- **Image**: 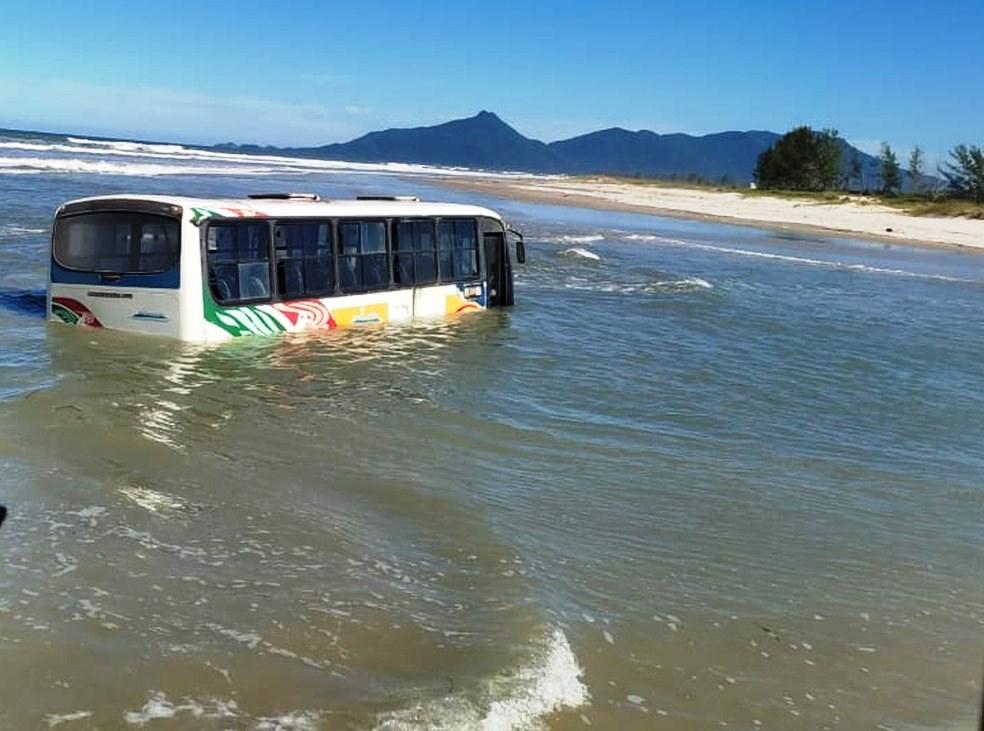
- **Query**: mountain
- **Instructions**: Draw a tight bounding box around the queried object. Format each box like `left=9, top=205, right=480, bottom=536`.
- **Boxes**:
left=217, top=111, right=886, bottom=185
left=549, top=128, right=782, bottom=182
left=282, top=111, right=566, bottom=172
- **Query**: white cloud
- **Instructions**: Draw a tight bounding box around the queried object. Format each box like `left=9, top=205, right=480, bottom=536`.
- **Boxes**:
left=300, top=72, right=354, bottom=86
left=0, top=77, right=367, bottom=146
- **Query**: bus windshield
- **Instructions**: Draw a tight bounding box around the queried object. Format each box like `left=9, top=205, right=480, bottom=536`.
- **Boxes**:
left=53, top=212, right=180, bottom=274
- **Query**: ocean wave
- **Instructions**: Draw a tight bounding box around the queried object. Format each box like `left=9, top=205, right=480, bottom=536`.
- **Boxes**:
left=559, top=247, right=602, bottom=261
left=564, top=276, right=713, bottom=295
left=67, top=136, right=188, bottom=155
left=122, top=691, right=320, bottom=728
left=0, top=156, right=302, bottom=177
left=0, top=224, right=47, bottom=236
left=123, top=693, right=240, bottom=725
left=374, top=628, right=587, bottom=731
left=119, top=485, right=193, bottom=515
left=542, top=234, right=604, bottom=244
left=45, top=711, right=94, bottom=727
left=0, top=137, right=532, bottom=179
left=0, top=289, right=47, bottom=317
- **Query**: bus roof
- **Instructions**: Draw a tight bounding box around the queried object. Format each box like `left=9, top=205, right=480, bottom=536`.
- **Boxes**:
left=56, top=194, right=505, bottom=221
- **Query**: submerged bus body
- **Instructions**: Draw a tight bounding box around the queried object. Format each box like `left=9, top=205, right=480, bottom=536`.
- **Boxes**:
left=48, top=194, right=522, bottom=342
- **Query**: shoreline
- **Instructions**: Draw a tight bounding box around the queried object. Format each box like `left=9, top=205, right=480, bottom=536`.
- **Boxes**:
left=440, top=176, right=984, bottom=252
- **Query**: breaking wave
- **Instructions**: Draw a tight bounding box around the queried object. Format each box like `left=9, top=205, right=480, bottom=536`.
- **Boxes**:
left=67, top=136, right=188, bottom=155
left=564, top=276, right=713, bottom=295
left=541, top=234, right=604, bottom=244
left=0, top=224, right=47, bottom=236
left=559, top=247, right=602, bottom=261
left=374, top=628, right=588, bottom=731
left=123, top=693, right=319, bottom=728
left=0, top=156, right=296, bottom=177
left=0, top=134, right=532, bottom=179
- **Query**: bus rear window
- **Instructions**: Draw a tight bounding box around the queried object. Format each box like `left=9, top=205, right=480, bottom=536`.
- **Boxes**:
left=54, top=212, right=180, bottom=273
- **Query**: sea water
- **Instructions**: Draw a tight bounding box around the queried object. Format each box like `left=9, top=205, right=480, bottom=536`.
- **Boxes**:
left=1, top=131, right=983, bottom=729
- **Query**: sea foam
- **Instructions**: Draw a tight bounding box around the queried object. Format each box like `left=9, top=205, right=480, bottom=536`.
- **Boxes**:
left=0, top=136, right=533, bottom=179
left=374, top=628, right=588, bottom=731
left=560, top=247, right=602, bottom=261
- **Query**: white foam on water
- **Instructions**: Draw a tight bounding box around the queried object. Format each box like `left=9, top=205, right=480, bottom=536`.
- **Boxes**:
left=254, top=711, right=322, bottom=729
left=564, top=276, right=713, bottom=295
left=45, top=710, right=92, bottom=727
left=66, top=136, right=188, bottom=155
left=123, top=693, right=178, bottom=724
left=0, top=224, right=47, bottom=236
left=123, top=692, right=239, bottom=725
left=0, top=156, right=293, bottom=177
left=206, top=622, right=263, bottom=649
left=374, top=628, right=588, bottom=731
left=118, top=485, right=188, bottom=514
left=543, top=234, right=604, bottom=244
left=664, top=276, right=713, bottom=291
left=0, top=135, right=537, bottom=179
left=559, top=247, right=602, bottom=261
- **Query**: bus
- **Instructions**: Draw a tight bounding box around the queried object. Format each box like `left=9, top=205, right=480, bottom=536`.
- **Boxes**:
left=48, top=193, right=524, bottom=342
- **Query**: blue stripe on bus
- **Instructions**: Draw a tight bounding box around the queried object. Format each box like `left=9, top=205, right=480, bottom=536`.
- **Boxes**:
left=50, top=261, right=180, bottom=289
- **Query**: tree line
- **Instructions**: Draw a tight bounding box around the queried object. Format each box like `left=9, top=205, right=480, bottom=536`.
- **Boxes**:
left=754, top=126, right=984, bottom=203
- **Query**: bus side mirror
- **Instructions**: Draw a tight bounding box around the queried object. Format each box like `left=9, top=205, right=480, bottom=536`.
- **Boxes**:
left=515, top=239, right=526, bottom=264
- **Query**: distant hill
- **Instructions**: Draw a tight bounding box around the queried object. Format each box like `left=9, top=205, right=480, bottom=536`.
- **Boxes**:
left=289, top=111, right=567, bottom=172
left=216, top=111, right=890, bottom=185
left=549, top=128, right=783, bottom=182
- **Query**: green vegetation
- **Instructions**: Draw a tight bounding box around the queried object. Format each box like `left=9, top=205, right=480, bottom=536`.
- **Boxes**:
left=749, top=125, right=984, bottom=216
left=848, top=150, right=865, bottom=192
left=881, top=195, right=984, bottom=219
left=754, top=126, right=841, bottom=191
left=878, top=143, right=901, bottom=195
left=941, top=144, right=984, bottom=203
left=908, top=146, right=924, bottom=193
left=579, top=135, right=984, bottom=220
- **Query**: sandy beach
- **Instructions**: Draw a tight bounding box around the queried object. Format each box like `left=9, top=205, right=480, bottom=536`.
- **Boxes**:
left=446, top=176, right=984, bottom=250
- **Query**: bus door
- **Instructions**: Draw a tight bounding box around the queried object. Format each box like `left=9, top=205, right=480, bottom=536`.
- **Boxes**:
left=483, top=232, right=512, bottom=307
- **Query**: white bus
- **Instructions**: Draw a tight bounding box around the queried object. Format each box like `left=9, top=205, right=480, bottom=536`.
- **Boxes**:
left=48, top=193, right=524, bottom=342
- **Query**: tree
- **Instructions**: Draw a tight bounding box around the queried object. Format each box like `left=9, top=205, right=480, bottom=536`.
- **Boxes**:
left=848, top=150, right=864, bottom=192
left=815, top=129, right=842, bottom=191
left=942, top=144, right=984, bottom=202
left=879, top=143, right=901, bottom=195
left=908, top=146, right=925, bottom=194
left=754, top=126, right=842, bottom=191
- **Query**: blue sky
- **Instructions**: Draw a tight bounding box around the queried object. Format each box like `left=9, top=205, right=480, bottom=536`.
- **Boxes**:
left=1, top=1, right=981, bottom=165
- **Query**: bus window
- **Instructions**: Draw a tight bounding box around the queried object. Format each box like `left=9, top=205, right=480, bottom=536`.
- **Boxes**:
left=437, top=219, right=479, bottom=282
left=274, top=222, right=334, bottom=299
left=53, top=212, right=180, bottom=277
left=206, top=222, right=271, bottom=304
left=393, top=220, right=437, bottom=286
left=338, top=221, right=389, bottom=293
